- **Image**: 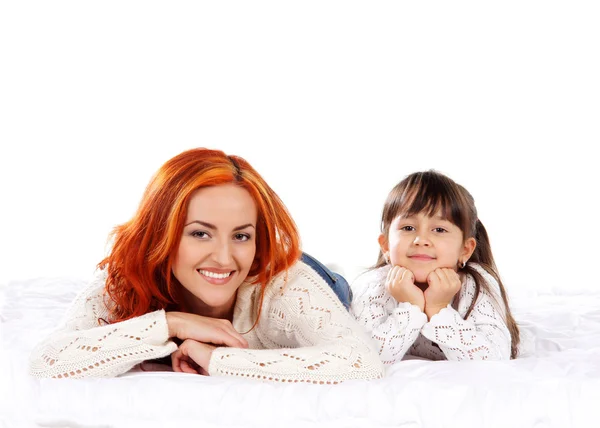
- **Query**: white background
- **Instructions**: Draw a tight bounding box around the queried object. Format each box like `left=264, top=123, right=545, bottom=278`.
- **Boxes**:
left=1, top=1, right=598, bottom=295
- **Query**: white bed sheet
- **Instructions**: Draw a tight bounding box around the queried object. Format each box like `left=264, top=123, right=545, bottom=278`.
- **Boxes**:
left=1, top=276, right=600, bottom=428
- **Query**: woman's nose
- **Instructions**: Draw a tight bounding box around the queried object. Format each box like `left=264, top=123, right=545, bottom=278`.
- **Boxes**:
left=213, top=241, right=234, bottom=265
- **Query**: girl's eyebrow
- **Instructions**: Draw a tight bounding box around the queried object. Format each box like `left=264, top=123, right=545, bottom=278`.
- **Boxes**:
left=431, top=216, right=453, bottom=223
left=184, top=220, right=255, bottom=231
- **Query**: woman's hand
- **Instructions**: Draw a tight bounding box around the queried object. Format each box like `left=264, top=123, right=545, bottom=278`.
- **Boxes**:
left=386, top=266, right=425, bottom=312
left=424, top=268, right=462, bottom=320
left=166, top=312, right=248, bottom=349
left=172, top=339, right=216, bottom=375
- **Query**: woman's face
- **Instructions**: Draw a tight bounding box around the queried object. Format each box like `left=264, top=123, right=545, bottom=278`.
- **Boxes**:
left=173, top=184, right=257, bottom=316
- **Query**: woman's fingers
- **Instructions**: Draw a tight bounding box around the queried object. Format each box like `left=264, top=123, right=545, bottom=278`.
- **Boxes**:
left=189, top=322, right=245, bottom=348
left=207, top=326, right=248, bottom=349
left=172, top=345, right=201, bottom=375
left=171, top=349, right=183, bottom=372
left=216, top=320, right=249, bottom=348
left=171, top=312, right=249, bottom=349
left=180, top=359, right=199, bottom=374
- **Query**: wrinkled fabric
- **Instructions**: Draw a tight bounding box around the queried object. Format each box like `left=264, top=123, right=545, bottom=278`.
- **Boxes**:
left=2, top=276, right=600, bottom=427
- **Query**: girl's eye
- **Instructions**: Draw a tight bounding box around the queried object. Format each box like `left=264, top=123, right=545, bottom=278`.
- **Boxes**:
left=234, top=233, right=251, bottom=242
left=191, top=231, right=209, bottom=239
left=400, top=226, right=415, bottom=231
left=434, top=227, right=448, bottom=233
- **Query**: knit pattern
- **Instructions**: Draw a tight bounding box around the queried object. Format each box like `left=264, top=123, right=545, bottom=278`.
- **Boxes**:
left=351, top=263, right=511, bottom=363
left=30, top=262, right=384, bottom=383
left=28, top=270, right=177, bottom=379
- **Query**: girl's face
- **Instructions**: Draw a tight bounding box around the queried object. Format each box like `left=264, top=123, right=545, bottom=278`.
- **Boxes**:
left=379, top=210, right=476, bottom=284
left=172, top=184, right=257, bottom=317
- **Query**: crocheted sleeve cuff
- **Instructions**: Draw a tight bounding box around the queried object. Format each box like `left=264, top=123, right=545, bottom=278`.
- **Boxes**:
left=208, top=342, right=384, bottom=385
left=29, top=310, right=177, bottom=378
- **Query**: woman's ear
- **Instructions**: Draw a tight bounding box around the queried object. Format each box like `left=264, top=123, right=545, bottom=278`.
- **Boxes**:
left=461, top=237, right=477, bottom=261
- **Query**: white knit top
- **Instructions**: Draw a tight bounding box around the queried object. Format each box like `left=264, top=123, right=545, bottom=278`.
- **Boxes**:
left=351, top=263, right=512, bottom=364
left=29, top=261, right=384, bottom=384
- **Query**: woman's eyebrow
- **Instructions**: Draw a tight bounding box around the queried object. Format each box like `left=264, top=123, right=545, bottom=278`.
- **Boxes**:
left=232, top=223, right=255, bottom=231
left=184, top=220, right=255, bottom=231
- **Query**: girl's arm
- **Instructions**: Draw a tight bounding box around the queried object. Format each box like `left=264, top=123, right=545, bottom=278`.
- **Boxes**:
left=420, top=265, right=512, bottom=361
left=350, top=268, right=427, bottom=365
left=29, top=270, right=177, bottom=378
left=207, top=262, right=385, bottom=383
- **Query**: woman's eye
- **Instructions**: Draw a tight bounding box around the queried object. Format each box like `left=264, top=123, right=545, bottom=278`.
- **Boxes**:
left=191, top=231, right=209, bottom=239
left=234, top=233, right=250, bottom=242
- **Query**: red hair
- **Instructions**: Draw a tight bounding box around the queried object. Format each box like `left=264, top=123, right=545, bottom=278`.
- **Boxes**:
left=99, top=148, right=301, bottom=325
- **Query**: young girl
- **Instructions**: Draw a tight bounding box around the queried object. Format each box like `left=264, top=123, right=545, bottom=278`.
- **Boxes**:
left=351, top=170, right=520, bottom=364
left=29, top=148, right=384, bottom=383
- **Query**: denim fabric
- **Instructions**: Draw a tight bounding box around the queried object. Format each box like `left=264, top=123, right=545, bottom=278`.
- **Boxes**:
left=301, top=252, right=352, bottom=310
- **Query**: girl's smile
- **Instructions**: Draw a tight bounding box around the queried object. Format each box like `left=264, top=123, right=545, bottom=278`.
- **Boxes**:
left=408, top=254, right=436, bottom=262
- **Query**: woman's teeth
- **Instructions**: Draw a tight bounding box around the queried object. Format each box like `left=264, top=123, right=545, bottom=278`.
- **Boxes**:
left=198, top=270, right=232, bottom=279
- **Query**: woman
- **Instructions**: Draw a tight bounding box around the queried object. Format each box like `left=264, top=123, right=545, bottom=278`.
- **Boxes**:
left=29, top=148, right=384, bottom=384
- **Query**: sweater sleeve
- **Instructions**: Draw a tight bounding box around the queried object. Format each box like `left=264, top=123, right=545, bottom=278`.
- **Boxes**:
left=420, top=264, right=512, bottom=361
left=29, top=270, right=177, bottom=378
left=207, top=262, right=385, bottom=384
left=350, top=267, right=427, bottom=365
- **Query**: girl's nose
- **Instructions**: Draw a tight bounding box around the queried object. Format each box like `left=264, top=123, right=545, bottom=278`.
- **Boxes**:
left=413, top=234, right=431, bottom=246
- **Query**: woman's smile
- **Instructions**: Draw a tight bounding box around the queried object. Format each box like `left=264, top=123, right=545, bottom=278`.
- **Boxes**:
left=196, top=268, right=235, bottom=285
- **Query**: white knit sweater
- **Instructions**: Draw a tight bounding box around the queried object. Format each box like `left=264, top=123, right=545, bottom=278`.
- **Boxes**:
left=29, top=261, right=384, bottom=383
left=351, top=263, right=512, bottom=364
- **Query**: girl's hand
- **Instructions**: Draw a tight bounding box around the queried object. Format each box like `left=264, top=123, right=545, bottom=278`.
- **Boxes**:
left=171, top=339, right=216, bottom=375
left=166, top=312, right=248, bottom=349
left=424, top=268, right=462, bottom=320
left=386, top=266, right=425, bottom=312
